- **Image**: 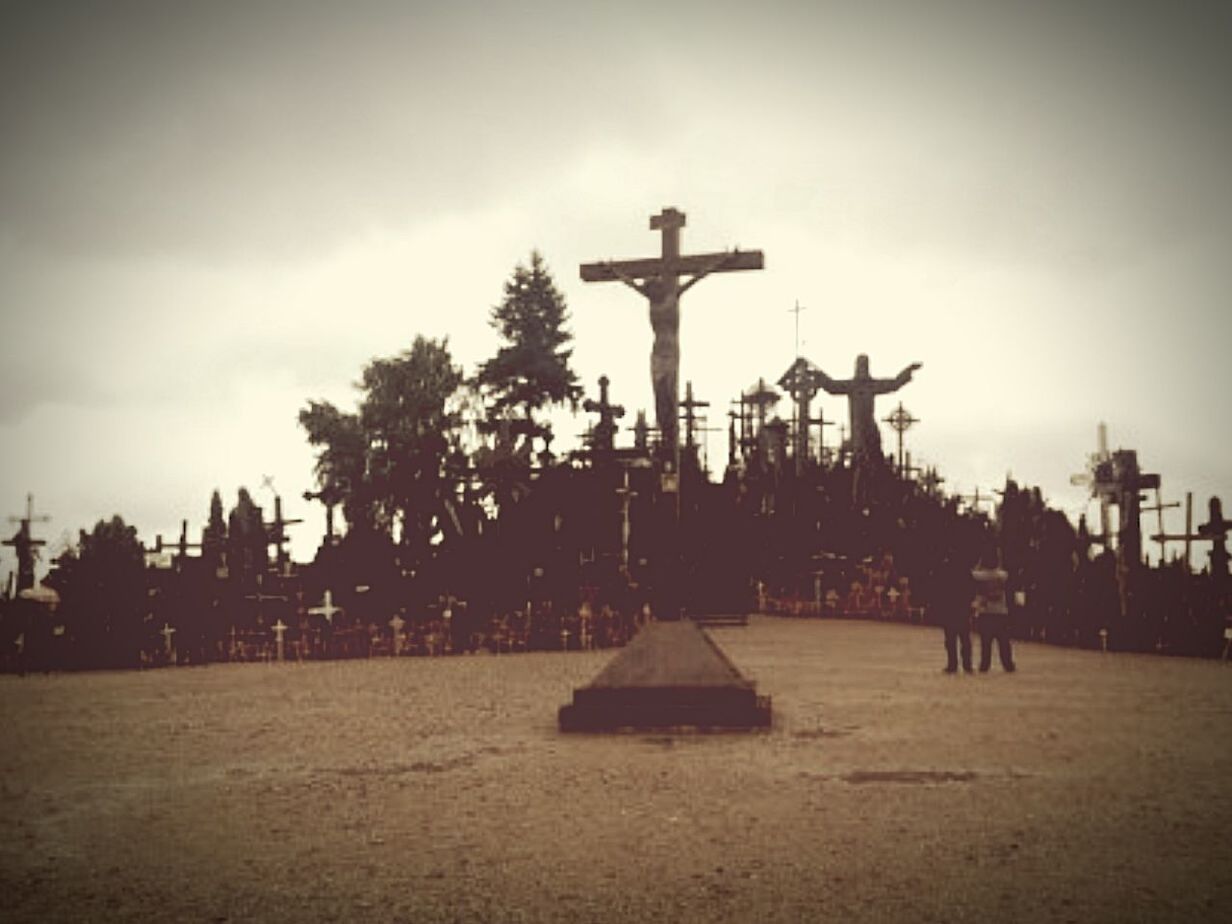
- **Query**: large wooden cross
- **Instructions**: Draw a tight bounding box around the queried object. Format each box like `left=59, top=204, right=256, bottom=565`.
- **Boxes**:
left=580, top=207, right=763, bottom=476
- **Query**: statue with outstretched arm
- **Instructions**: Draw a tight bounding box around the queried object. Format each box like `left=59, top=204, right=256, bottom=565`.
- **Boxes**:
left=811, top=354, right=922, bottom=461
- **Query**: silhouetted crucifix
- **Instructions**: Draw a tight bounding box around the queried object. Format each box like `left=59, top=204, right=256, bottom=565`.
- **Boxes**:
left=581, top=207, right=763, bottom=475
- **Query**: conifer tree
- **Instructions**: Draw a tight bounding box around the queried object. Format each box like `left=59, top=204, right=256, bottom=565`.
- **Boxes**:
left=476, top=251, right=582, bottom=453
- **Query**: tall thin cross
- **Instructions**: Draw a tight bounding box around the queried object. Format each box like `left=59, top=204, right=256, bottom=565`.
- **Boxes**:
left=810, top=407, right=835, bottom=466
left=882, top=402, right=920, bottom=477
left=1141, top=486, right=1180, bottom=563
left=264, top=495, right=303, bottom=573
left=169, top=519, right=202, bottom=572
left=1150, top=490, right=1196, bottom=571
left=580, top=207, right=764, bottom=485
left=788, top=300, right=807, bottom=358
left=679, top=381, right=709, bottom=451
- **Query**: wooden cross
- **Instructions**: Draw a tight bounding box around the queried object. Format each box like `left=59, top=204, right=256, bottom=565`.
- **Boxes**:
left=303, top=483, right=344, bottom=545
left=1141, top=485, right=1181, bottom=563
left=920, top=466, right=945, bottom=497
left=1151, top=491, right=1198, bottom=571
left=615, top=457, right=651, bottom=571
left=903, top=451, right=923, bottom=483
left=810, top=408, right=836, bottom=466
left=1070, top=422, right=1115, bottom=548
left=165, top=519, right=203, bottom=572
left=309, top=589, right=342, bottom=625
left=582, top=374, right=625, bottom=454
left=629, top=410, right=654, bottom=453
left=5, top=493, right=50, bottom=594
left=744, top=378, right=779, bottom=434
left=678, top=381, right=709, bottom=451
left=580, top=207, right=764, bottom=479
left=160, top=622, right=177, bottom=657
left=881, top=402, right=920, bottom=477
left=263, top=494, right=303, bottom=573
left=960, top=487, right=994, bottom=514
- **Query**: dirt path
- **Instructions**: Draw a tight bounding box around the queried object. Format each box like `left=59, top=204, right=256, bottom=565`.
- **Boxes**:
left=2, top=617, right=1229, bottom=922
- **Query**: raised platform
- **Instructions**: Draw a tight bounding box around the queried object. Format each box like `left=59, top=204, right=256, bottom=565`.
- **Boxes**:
left=558, top=619, right=771, bottom=732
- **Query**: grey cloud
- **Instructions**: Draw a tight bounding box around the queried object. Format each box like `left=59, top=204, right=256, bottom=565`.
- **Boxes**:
left=0, top=1, right=670, bottom=263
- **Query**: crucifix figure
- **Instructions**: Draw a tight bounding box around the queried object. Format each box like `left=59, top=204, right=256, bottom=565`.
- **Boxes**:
left=581, top=207, right=764, bottom=475
left=811, top=355, right=921, bottom=464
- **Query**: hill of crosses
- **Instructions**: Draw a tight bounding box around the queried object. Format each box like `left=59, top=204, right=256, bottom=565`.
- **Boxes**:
left=3, top=207, right=1229, bottom=709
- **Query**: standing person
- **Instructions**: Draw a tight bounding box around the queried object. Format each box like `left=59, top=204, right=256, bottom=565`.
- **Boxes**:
left=934, top=547, right=974, bottom=674
left=973, top=547, right=1016, bottom=672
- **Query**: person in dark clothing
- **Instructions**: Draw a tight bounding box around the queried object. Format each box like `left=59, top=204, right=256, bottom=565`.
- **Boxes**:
left=935, top=547, right=974, bottom=673
left=972, top=548, right=1016, bottom=672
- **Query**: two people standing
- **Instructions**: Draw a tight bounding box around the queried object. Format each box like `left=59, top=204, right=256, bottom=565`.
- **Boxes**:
left=935, top=545, right=1016, bottom=674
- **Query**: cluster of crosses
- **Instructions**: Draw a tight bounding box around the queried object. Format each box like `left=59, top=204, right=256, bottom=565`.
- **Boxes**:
left=5, top=207, right=1230, bottom=669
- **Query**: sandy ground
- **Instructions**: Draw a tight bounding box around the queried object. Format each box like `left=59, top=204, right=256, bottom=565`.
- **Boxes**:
left=1, top=616, right=1230, bottom=923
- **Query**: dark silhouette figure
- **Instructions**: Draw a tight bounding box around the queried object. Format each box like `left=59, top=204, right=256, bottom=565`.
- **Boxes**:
left=935, top=547, right=974, bottom=673
left=972, top=549, right=1016, bottom=672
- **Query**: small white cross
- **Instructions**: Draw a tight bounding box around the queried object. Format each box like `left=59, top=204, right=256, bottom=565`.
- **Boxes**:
left=272, top=619, right=288, bottom=662
left=309, top=589, right=342, bottom=625
left=160, top=622, right=176, bottom=655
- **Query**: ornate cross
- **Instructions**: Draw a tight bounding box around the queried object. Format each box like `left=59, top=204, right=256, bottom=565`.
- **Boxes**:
left=583, top=374, right=625, bottom=455
left=881, top=402, right=920, bottom=476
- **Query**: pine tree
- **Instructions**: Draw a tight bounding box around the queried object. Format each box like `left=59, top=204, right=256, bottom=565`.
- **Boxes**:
left=476, top=251, right=582, bottom=453
left=202, top=489, right=227, bottom=574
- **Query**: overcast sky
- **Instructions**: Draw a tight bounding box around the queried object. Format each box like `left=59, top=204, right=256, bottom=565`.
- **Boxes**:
left=2, top=0, right=1230, bottom=575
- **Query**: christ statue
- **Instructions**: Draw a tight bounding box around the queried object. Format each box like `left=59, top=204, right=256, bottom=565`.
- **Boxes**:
left=812, top=355, right=922, bottom=462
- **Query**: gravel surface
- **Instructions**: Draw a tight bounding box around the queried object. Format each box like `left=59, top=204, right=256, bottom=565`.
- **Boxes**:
left=2, top=616, right=1230, bottom=923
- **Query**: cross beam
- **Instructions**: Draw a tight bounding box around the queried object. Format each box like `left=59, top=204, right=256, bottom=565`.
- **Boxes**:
left=580, top=250, right=764, bottom=284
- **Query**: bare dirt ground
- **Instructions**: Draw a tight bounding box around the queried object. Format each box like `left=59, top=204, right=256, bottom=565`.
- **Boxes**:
left=2, top=616, right=1230, bottom=923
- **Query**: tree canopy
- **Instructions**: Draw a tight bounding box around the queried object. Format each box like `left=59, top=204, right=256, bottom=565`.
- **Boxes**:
left=300, top=335, right=464, bottom=562
left=475, top=251, right=582, bottom=452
